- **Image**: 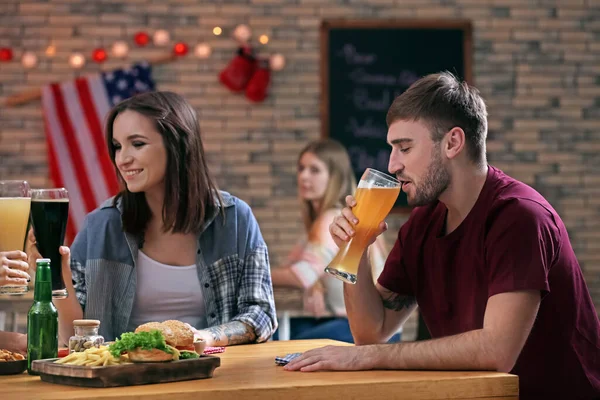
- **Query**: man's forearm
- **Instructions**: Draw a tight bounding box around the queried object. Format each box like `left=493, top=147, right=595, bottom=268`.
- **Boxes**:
left=203, top=321, right=257, bottom=346
left=344, top=253, right=386, bottom=343
left=369, top=329, right=500, bottom=371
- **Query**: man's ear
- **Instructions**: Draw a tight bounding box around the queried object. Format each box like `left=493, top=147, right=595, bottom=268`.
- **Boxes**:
left=444, top=127, right=466, bottom=160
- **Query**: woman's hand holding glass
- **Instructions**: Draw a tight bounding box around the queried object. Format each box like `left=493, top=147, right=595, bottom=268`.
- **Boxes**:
left=0, top=251, right=30, bottom=287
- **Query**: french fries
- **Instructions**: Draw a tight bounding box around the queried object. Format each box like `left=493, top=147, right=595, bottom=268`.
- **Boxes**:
left=54, top=345, right=130, bottom=367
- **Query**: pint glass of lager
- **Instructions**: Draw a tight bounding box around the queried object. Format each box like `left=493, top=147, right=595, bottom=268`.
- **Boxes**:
left=325, top=169, right=400, bottom=284
left=0, top=180, right=31, bottom=295
left=30, top=188, right=69, bottom=299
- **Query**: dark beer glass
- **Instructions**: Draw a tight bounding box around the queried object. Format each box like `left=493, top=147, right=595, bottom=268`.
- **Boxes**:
left=30, top=188, right=69, bottom=299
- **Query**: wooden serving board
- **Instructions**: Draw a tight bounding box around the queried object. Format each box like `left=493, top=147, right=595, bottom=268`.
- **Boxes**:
left=31, top=355, right=220, bottom=387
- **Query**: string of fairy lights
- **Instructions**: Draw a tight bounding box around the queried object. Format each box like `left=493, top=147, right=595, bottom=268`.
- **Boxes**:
left=0, top=24, right=286, bottom=71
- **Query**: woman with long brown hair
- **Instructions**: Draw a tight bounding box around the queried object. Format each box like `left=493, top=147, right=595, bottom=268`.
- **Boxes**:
left=30, top=91, right=277, bottom=346
left=271, top=139, right=391, bottom=342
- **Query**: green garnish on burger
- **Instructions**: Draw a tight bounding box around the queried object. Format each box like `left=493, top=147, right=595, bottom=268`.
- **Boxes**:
left=108, top=320, right=199, bottom=363
left=109, top=330, right=176, bottom=359
left=179, top=350, right=200, bottom=360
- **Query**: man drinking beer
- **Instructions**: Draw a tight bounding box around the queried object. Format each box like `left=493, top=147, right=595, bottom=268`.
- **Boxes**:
left=284, top=72, right=600, bottom=400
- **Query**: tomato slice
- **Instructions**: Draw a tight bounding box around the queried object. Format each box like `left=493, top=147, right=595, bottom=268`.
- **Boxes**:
left=176, top=345, right=195, bottom=351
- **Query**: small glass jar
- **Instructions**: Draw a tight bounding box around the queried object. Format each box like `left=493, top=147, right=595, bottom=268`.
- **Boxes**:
left=69, top=319, right=104, bottom=353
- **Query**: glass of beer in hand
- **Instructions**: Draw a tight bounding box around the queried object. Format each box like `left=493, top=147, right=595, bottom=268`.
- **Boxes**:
left=0, top=180, right=32, bottom=295
left=30, top=188, right=69, bottom=299
left=325, top=169, right=400, bottom=284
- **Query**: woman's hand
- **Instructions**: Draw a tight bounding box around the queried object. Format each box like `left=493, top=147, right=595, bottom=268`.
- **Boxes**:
left=25, top=228, right=41, bottom=273
left=59, top=246, right=73, bottom=290
left=183, top=323, right=218, bottom=347
left=0, top=250, right=30, bottom=287
left=185, top=321, right=256, bottom=347
left=303, top=282, right=327, bottom=317
left=191, top=329, right=218, bottom=347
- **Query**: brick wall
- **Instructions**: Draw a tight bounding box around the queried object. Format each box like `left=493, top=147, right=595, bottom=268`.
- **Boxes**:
left=1, top=0, right=599, bottom=322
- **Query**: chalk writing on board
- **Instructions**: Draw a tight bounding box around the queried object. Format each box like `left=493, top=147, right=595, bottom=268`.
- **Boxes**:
left=346, top=117, right=386, bottom=139
left=349, top=68, right=420, bottom=87
left=351, top=88, right=392, bottom=112
left=336, top=44, right=377, bottom=66
left=348, top=146, right=391, bottom=176
left=323, top=22, right=470, bottom=208
left=397, top=70, right=420, bottom=87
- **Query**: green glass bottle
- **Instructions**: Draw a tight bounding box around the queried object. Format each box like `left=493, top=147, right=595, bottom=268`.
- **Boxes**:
left=27, top=258, right=58, bottom=375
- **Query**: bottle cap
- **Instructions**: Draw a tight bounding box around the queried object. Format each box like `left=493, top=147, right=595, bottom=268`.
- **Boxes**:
left=36, top=258, right=51, bottom=264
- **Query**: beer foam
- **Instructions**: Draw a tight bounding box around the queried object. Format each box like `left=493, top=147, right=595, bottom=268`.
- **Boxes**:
left=31, top=198, right=69, bottom=202
left=357, top=181, right=399, bottom=189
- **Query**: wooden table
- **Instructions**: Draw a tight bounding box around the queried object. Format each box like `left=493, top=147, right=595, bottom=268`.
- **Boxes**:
left=0, top=339, right=518, bottom=400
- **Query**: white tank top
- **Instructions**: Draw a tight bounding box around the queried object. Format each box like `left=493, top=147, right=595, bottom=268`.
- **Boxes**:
left=127, top=250, right=207, bottom=331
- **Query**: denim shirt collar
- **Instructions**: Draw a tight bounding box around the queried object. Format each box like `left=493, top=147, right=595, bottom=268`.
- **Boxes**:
left=99, top=191, right=235, bottom=247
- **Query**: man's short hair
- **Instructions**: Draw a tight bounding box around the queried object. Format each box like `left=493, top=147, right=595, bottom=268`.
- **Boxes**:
left=386, top=72, right=488, bottom=166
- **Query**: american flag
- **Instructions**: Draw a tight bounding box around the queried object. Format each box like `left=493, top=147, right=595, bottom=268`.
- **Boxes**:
left=41, top=62, right=156, bottom=242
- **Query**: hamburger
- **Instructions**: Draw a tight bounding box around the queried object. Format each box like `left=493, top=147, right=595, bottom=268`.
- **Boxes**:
left=108, top=320, right=200, bottom=362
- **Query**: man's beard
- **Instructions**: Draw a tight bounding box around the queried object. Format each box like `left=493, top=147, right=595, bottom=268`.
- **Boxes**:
left=408, top=145, right=451, bottom=207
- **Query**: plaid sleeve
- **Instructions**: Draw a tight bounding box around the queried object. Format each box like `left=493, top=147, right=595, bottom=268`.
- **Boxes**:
left=70, top=257, right=87, bottom=311
left=231, top=244, right=278, bottom=343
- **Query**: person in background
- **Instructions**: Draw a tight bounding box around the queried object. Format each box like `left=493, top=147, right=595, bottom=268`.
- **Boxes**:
left=29, top=91, right=277, bottom=347
left=271, top=139, right=394, bottom=343
left=284, top=72, right=600, bottom=400
left=0, top=250, right=29, bottom=353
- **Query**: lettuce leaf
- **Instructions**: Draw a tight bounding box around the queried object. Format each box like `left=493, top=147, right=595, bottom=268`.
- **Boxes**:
left=108, top=330, right=174, bottom=359
left=179, top=350, right=199, bottom=360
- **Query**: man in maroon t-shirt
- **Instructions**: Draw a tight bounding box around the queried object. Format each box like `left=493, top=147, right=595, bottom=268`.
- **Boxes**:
left=285, top=72, right=600, bottom=399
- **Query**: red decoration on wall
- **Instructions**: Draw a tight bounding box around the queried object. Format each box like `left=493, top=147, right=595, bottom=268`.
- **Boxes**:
left=219, top=46, right=256, bottom=93
left=92, top=48, right=107, bottom=63
left=173, top=42, right=188, bottom=56
left=0, top=48, right=13, bottom=62
left=134, top=32, right=150, bottom=47
left=245, top=59, right=271, bottom=103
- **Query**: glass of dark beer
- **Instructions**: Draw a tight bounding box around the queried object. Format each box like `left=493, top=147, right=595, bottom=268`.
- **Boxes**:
left=30, top=188, right=69, bottom=299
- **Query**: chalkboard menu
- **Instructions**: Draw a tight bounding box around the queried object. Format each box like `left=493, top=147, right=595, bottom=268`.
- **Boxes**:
left=320, top=20, right=472, bottom=210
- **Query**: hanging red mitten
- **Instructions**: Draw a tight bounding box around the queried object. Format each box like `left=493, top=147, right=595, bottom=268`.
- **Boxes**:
left=245, top=59, right=271, bottom=103
left=219, top=46, right=256, bottom=93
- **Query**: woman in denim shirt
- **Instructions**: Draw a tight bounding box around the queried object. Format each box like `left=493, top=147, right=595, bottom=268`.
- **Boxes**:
left=31, top=91, right=277, bottom=345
